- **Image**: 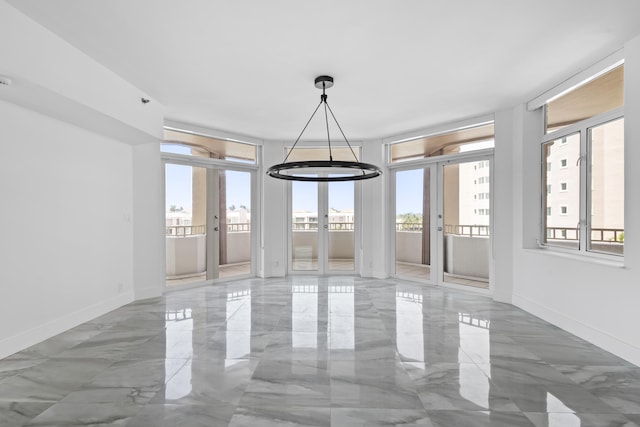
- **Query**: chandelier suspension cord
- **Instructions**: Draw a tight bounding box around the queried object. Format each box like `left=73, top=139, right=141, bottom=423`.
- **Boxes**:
left=325, top=102, right=359, bottom=163
left=322, top=97, right=333, bottom=162
left=322, top=84, right=333, bottom=161
left=282, top=99, right=324, bottom=164
left=266, top=75, right=382, bottom=182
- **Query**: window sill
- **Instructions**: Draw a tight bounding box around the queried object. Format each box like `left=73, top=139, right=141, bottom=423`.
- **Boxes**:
left=526, top=245, right=625, bottom=268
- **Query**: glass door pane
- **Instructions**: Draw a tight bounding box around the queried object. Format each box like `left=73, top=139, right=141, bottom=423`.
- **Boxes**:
left=395, top=168, right=430, bottom=281
left=292, top=178, right=319, bottom=271
left=442, top=160, right=490, bottom=288
left=543, top=133, right=581, bottom=249
left=328, top=179, right=355, bottom=272
left=165, top=164, right=208, bottom=286
left=589, top=118, right=624, bottom=255
left=220, top=170, right=252, bottom=278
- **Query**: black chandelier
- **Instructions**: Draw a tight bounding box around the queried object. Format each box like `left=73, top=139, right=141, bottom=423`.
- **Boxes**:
left=266, top=76, right=382, bottom=182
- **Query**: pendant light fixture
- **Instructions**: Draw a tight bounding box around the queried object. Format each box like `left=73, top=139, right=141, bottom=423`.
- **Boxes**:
left=266, top=76, right=382, bottom=182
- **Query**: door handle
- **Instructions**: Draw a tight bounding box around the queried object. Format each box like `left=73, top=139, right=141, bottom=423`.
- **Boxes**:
left=214, top=227, right=219, bottom=231
left=323, top=225, right=328, bottom=229
left=437, top=226, right=443, bottom=231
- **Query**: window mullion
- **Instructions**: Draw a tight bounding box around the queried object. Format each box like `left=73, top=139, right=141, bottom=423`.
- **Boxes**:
left=579, top=129, right=588, bottom=252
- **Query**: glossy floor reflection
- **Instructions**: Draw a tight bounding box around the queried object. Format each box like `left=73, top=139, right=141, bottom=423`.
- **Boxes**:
left=1, top=277, right=639, bottom=426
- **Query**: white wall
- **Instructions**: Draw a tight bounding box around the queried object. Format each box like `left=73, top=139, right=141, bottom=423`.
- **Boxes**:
left=0, top=1, right=163, bottom=144
left=505, top=35, right=640, bottom=366
left=0, top=100, right=135, bottom=358
left=132, top=142, right=164, bottom=299
left=361, top=139, right=387, bottom=278
left=260, top=140, right=287, bottom=277
left=0, top=1, right=165, bottom=358
left=492, top=108, right=517, bottom=303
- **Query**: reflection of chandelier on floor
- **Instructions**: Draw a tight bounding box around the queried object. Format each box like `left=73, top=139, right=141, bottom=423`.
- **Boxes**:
left=266, top=76, right=382, bottom=182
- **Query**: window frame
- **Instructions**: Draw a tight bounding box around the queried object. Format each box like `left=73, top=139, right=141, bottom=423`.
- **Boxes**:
left=540, top=106, right=624, bottom=259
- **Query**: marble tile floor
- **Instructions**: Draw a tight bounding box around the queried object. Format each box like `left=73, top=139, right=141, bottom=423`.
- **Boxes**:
left=1, top=276, right=639, bottom=426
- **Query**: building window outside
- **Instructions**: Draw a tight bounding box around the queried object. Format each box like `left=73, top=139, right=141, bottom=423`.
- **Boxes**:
left=541, top=64, right=624, bottom=257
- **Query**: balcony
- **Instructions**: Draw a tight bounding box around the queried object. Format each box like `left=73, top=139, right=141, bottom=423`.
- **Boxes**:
left=165, top=224, right=251, bottom=285
left=545, top=226, right=624, bottom=254
left=165, top=222, right=623, bottom=288
left=396, top=223, right=489, bottom=286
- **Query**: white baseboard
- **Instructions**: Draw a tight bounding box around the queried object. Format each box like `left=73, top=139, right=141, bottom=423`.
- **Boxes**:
left=513, top=293, right=640, bottom=367
left=372, top=270, right=388, bottom=279
left=134, top=285, right=163, bottom=300
left=0, top=291, right=134, bottom=360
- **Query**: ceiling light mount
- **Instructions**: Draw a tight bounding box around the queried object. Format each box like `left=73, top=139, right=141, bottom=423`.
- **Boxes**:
left=314, top=75, right=334, bottom=89
left=267, top=75, right=382, bottom=182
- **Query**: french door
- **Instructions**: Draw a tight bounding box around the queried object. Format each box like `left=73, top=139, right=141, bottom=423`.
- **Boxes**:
left=289, top=175, right=358, bottom=274
left=164, top=163, right=254, bottom=286
left=392, top=155, right=492, bottom=290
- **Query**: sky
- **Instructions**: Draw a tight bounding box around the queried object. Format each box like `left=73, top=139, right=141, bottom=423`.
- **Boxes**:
left=395, top=168, right=424, bottom=214
left=165, top=165, right=251, bottom=211
left=166, top=163, right=423, bottom=215
left=164, top=142, right=423, bottom=215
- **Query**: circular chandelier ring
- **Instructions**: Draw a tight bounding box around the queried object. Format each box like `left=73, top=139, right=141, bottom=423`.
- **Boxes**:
left=266, top=160, right=382, bottom=182
left=267, top=75, right=383, bottom=182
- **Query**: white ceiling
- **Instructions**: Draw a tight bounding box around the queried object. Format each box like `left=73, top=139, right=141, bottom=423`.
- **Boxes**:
left=7, top=0, right=640, bottom=141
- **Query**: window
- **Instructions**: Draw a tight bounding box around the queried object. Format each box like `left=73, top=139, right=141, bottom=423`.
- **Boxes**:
left=541, top=64, right=624, bottom=257
left=589, top=118, right=624, bottom=255
left=546, top=64, right=624, bottom=133
left=389, top=122, right=494, bottom=163
left=162, top=129, right=257, bottom=164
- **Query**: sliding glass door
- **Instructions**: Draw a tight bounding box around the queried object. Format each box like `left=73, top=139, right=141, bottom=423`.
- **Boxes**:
left=165, top=164, right=253, bottom=287
left=441, top=159, right=490, bottom=288
left=290, top=175, right=357, bottom=274
left=394, top=167, right=432, bottom=281
left=393, top=156, right=491, bottom=290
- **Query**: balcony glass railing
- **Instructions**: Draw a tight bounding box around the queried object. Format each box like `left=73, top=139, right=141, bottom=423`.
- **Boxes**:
left=166, top=223, right=251, bottom=236
left=291, top=222, right=355, bottom=230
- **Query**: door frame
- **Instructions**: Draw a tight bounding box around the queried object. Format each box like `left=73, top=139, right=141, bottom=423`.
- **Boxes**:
left=162, top=152, right=260, bottom=287
left=286, top=175, right=361, bottom=276
left=388, top=149, right=494, bottom=293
